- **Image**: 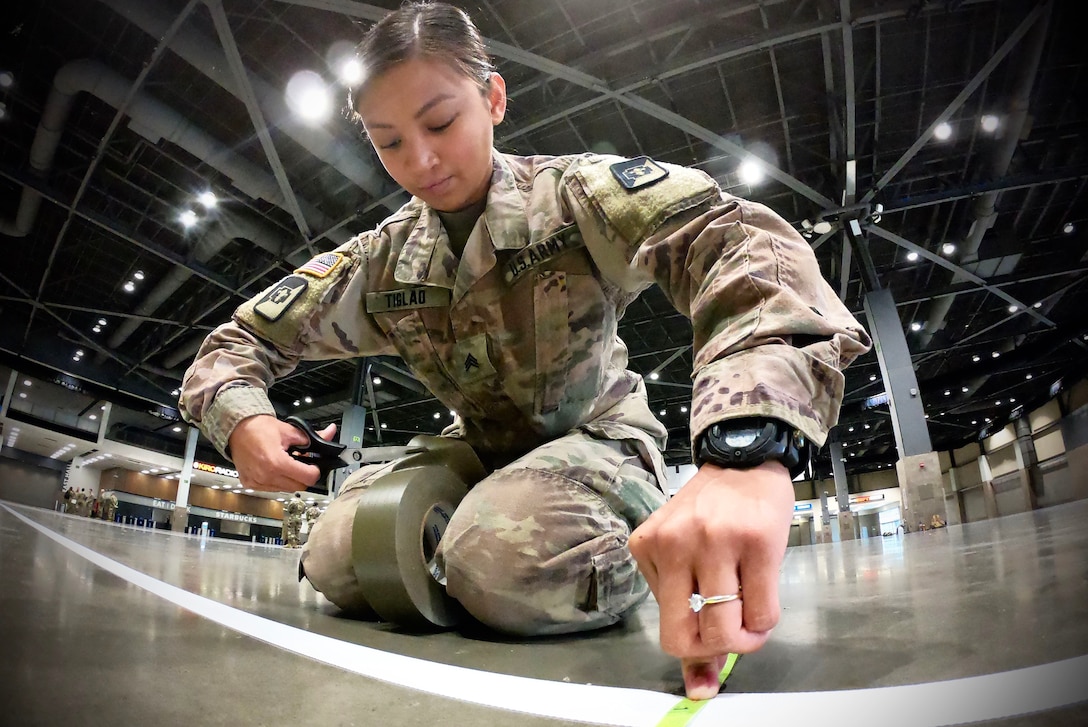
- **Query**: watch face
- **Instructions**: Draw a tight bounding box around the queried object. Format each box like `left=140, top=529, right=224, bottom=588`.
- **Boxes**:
left=724, top=428, right=760, bottom=448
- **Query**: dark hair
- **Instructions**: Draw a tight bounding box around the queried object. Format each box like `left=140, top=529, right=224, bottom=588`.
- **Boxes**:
left=348, top=2, right=494, bottom=120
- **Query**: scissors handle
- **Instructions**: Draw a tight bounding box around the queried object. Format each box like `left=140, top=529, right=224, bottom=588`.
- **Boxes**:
left=285, top=416, right=347, bottom=478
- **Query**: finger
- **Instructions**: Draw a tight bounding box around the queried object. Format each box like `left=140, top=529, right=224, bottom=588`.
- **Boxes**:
left=318, top=423, right=337, bottom=441
left=681, top=654, right=728, bottom=701
left=737, top=543, right=783, bottom=635
left=655, top=564, right=699, bottom=658
left=693, top=563, right=745, bottom=655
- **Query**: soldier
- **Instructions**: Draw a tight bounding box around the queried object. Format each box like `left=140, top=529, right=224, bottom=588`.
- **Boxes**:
left=179, top=2, right=870, bottom=700
left=304, top=502, right=321, bottom=529
left=101, top=490, right=119, bottom=522
left=283, top=493, right=306, bottom=548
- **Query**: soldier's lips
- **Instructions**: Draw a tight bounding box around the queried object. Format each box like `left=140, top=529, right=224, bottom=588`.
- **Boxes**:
left=421, top=177, right=453, bottom=195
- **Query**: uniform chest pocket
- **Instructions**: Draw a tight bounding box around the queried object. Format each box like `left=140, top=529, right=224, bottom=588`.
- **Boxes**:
left=384, top=311, right=477, bottom=417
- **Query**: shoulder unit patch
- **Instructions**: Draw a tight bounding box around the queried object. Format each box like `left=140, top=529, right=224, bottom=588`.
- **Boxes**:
left=254, top=275, right=308, bottom=322
left=609, top=156, right=669, bottom=191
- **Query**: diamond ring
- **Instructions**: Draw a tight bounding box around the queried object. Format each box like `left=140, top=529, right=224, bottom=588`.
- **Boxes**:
left=689, top=589, right=741, bottom=613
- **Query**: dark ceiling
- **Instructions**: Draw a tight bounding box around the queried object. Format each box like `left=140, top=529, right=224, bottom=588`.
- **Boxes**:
left=1, top=0, right=1085, bottom=475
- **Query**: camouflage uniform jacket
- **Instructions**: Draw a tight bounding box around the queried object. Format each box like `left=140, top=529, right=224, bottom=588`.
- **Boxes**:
left=179, top=152, right=870, bottom=472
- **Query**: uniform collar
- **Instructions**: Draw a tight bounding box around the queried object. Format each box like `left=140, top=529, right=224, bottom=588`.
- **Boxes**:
left=394, top=152, right=529, bottom=292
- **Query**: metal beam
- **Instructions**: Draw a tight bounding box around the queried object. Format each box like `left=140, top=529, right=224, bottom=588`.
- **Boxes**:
left=862, top=3, right=1048, bottom=203
left=22, top=0, right=199, bottom=347
left=867, top=224, right=1055, bottom=327
left=203, top=0, right=314, bottom=247
left=882, top=166, right=1088, bottom=214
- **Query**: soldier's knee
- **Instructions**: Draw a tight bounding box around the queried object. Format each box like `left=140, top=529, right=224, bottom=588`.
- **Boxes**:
left=442, top=526, right=647, bottom=635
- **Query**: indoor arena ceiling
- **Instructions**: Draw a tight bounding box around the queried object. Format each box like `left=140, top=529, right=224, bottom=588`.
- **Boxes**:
left=1, top=0, right=1085, bottom=475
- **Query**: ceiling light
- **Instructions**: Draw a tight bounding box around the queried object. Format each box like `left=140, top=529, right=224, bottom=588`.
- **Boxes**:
left=980, top=114, right=1000, bottom=133
left=1062, top=222, right=1075, bottom=235
left=380, top=422, right=387, bottom=429
left=944, top=390, right=951, bottom=396
left=18, top=392, right=27, bottom=398
left=433, top=412, right=441, bottom=419
left=738, top=158, right=765, bottom=185
left=962, top=386, right=969, bottom=393
left=212, top=485, right=220, bottom=489
left=933, top=121, right=953, bottom=141
left=972, top=420, right=977, bottom=425
left=304, top=396, right=312, bottom=404
left=864, top=423, right=870, bottom=430
left=0, top=71, right=13, bottom=88
left=179, top=209, right=198, bottom=228
left=972, top=355, right=981, bottom=362
left=245, top=488, right=254, bottom=493
left=941, top=243, right=956, bottom=255
left=995, top=400, right=1002, bottom=406
left=992, top=351, right=1000, bottom=358
left=172, top=426, right=182, bottom=433
left=812, top=221, right=833, bottom=235
left=869, top=374, right=877, bottom=382
left=293, top=400, right=300, bottom=407
left=92, top=326, right=101, bottom=333
left=197, top=191, right=218, bottom=208
left=906, top=251, right=919, bottom=262
left=75, top=349, right=84, bottom=358
left=910, top=322, right=922, bottom=332
left=1008, top=305, right=1018, bottom=313
left=97, top=318, right=107, bottom=326
left=372, top=376, right=382, bottom=385
left=133, top=270, right=145, bottom=281
left=649, top=372, right=660, bottom=380
left=90, top=414, right=97, bottom=421
left=123, top=281, right=135, bottom=293
left=680, top=405, right=688, bottom=413
left=848, top=426, right=854, bottom=432
left=1033, top=302, right=1042, bottom=309
left=22, top=380, right=30, bottom=386
left=1009, top=398, right=1016, bottom=403
left=340, top=58, right=363, bottom=86
left=449, top=410, right=456, bottom=417
left=1026, top=374, right=1033, bottom=380
left=286, top=70, right=333, bottom=124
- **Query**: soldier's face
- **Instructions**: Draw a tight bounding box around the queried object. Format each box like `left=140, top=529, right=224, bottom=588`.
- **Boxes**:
left=357, top=57, right=507, bottom=212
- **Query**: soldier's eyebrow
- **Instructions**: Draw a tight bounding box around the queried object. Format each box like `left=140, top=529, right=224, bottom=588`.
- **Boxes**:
left=366, top=93, right=456, bottom=129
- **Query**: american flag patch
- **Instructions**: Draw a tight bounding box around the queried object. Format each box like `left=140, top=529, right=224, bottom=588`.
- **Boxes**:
left=295, top=252, right=343, bottom=278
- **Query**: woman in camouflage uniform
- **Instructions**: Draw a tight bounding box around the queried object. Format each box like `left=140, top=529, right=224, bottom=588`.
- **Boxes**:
left=179, top=1, right=869, bottom=700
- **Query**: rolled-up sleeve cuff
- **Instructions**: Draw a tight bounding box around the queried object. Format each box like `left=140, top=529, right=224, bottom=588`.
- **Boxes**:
left=203, top=386, right=277, bottom=459
left=689, top=344, right=845, bottom=460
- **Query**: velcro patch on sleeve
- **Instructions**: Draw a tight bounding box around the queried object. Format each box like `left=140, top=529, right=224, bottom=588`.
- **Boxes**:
left=575, top=156, right=719, bottom=244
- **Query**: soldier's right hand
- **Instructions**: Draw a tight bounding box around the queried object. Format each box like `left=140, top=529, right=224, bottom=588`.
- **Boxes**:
left=228, top=414, right=335, bottom=491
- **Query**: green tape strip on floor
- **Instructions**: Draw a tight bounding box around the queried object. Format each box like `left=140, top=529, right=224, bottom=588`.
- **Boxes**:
left=655, top=653, right=739, bottom=727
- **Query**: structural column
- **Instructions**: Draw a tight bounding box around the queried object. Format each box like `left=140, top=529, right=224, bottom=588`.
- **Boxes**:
left=1, top=369, right=17, bottom=421
left=1013, top=416, right=1041, bottom=510
left=171, top=426, right=199, bottom=531
left=863, top=288, right=949, bottom=530
left=830, top=440, right=855, bottom=540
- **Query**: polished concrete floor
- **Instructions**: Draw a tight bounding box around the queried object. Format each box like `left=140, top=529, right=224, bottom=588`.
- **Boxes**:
left=1, top=498, right=1086, bottom=726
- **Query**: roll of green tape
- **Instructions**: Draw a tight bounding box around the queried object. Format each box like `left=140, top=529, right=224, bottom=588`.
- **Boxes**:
left=351, top=464, right=468, bottom=629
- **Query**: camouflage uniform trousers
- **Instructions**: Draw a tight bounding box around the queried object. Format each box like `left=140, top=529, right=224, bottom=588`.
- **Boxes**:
left=302, top=428, right=667, bottom=635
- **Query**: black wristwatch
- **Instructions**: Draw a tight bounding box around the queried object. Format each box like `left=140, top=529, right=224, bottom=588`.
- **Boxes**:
left=695, top=417, right=812, bottom=480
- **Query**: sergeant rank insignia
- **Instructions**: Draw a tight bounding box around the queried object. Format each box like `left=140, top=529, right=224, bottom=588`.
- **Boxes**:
left=609, top=156, right=669, bottom=191
left=254, top=275, right=308, bottom=322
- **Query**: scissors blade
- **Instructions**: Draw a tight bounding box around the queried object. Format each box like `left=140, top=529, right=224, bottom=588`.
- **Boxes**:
left=338, top=444, right=414, bottom=465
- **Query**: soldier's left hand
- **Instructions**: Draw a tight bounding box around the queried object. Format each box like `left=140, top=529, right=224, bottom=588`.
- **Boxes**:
left=628, top=459, right=795, bottom=700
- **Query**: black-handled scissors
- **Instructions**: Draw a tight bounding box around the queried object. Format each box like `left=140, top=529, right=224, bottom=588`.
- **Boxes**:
left=285, top=416, right=409, bottom=480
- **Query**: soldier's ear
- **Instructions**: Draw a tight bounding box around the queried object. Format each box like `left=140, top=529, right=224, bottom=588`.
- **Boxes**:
left=486, top=72, right=507, bottom=126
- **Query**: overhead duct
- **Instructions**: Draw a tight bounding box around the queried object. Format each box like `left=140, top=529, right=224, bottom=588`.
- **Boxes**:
left=107, top=212, right=302, bottom=352
left=2, top=59, right=351, bottom=244
left=91, top=0, right=397, bottom=209
left=918, top=3, right=1052, bottom=349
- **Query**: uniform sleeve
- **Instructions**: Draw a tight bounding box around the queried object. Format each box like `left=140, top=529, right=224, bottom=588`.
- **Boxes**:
left=178, top=232, right=394, bottom=457
left=561, top=156, right=872, bottom=451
